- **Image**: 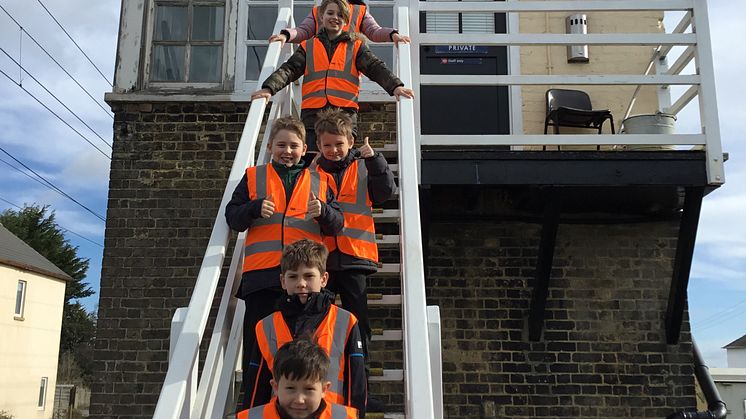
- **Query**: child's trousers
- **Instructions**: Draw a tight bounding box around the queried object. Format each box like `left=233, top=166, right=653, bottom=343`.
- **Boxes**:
left=325, top=269, right=371, bottom=358
left=240, top=287, right=283, bottom=410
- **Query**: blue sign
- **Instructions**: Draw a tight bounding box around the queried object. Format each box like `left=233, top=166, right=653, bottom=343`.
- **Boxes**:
left=433, top=45, right=489, bottom=55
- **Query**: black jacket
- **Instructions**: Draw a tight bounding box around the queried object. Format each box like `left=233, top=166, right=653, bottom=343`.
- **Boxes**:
left=244, top=290, right=367, bottom=415
left=318, top=149, right=395, bottom=272
left=262, top=29, right=404, bottom=131
left=225, top=163, right=344, bottom=295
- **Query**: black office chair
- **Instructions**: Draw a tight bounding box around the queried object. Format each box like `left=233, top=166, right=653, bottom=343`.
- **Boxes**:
left=544, top=89, right=615, bottom=134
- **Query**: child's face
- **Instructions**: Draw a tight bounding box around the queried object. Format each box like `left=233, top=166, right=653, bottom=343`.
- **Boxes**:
left=320, top=3, right=347, bottom=35
left=280, top=264, right=328, bottom=304
left=317, top=131, right=353, bottom=162
left=271, top=375, right=330, bottom=418
left=269, top=129, right=307, bottom=167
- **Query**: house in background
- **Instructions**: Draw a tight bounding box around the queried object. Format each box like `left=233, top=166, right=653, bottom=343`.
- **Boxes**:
left=0, top=224, right=71, bottom=419
left=725, top=334, right=746, bottom=368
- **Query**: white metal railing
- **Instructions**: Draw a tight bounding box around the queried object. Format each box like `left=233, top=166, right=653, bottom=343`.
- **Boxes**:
left=408, top=0, right=724, bottom=186
left=395, top=2, right=437, bottom=418
left=153, top=2, right=296, bottom=418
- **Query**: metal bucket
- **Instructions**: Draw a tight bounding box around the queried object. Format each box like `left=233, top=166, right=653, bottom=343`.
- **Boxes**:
left=621, top=113, right=677, bottom=150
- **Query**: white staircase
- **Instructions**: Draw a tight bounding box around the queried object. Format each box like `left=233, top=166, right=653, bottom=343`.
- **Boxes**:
left=152, top=1, right=441, bottom=418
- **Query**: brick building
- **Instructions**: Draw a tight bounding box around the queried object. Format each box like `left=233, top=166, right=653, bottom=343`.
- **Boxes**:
left=91, top=0, right=724, bottom=417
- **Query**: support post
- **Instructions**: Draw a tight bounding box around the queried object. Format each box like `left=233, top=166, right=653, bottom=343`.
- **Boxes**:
left=528, top=189, right=561, bottom=341
left=666, top=186, right=704, bottom=344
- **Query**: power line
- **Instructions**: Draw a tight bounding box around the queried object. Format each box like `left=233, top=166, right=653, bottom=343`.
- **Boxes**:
left=0, top=155, right=53, bottom=190
left=0, top=3, right=113, bottom=119
left=35, top=0, right=113, bottom=87
left=1, top=47, right=112, bottom=149
left=0, top=146, right=106, bottom=222
left=0, top=67, right=112, bottom=159
left=0, top=195, right=104, bottom=248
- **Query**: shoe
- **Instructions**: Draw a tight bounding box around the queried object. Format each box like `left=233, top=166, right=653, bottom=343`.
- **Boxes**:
left=366, top=396, right=385, bottom=412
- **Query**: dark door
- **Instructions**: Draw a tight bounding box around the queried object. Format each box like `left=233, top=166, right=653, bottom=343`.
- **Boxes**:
left=419, top=3, right=510, bottom=136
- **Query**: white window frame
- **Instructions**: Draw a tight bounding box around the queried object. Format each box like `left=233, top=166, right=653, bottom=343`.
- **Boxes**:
left=142, top=0, right=236, bottom=90
left=37, top=377, right=48, bottom=410
left=235, top=0, right=396, bottom=102
left=14, top=279, right=26, bottom=319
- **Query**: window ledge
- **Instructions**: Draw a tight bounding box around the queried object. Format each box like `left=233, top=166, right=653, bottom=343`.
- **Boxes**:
left=14, top=315, right=24, bottom=321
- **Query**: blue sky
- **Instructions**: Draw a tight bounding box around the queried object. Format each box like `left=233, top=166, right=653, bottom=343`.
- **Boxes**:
left=0, top=0, right=743, bottom=367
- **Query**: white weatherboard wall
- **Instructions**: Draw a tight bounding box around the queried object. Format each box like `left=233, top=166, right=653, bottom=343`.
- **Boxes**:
left=727, top=348, right=746, bottom=368
left=0, top=265, right=66, bottom=419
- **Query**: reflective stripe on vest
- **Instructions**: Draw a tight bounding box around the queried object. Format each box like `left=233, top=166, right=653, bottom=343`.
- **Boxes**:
left=320, top=160, right=378, bottom=262
left=255, top=305, right=356, bottom=405
left=312, top=4, right=366, bottom=35
left=240, top=398, right=358, bottom=419
left=301, top=38, right=361, bottom=110
left=243, top=165, right=325, bottom=272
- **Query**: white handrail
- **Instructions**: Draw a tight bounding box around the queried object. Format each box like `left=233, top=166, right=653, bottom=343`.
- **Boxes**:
left=417, top=0, right=695, bottom=12
left=396, top=2, right=436, bottom=418
left=152, top=5, right=293, bottom=419
left=410, top=0, right=722, bottom=185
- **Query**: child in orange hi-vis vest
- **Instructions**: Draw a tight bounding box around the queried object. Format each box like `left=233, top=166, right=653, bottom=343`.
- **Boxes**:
left=251, top=0, right=414, bottom=161
left=244, top=239, right=367, bottom=415
left=237, top=339, right=359, bottom=419
left=224, top=116, right=344, bottom=410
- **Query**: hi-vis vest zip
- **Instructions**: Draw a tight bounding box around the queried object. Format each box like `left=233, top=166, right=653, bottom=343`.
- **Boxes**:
left=312, top=4, right=366, bottom=35
left=255, top=305, right=357, bottom=406
left=317, top=160, right=378, bottom=262
left=238, top=397, right=358, bottom=419
left=301, top=37, right=362, bottom=110
left=243, top=165, right=328, bottom=272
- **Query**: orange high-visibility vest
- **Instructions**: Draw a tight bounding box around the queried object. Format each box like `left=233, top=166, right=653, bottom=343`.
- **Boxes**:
left=317, top=160, right=378, bottom=262
left=238, top=397, right=358, bottom=419
left=255, top=305, right=357, bottom=406
left=301, top=37, right=362, bottom=110
left=312, top=4, right=366, bottom=35
left=243, top=165, right=328, bottom=272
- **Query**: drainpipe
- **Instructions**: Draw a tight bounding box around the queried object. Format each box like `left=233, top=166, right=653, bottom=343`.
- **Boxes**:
left=666, top=340, right=727, bottom=419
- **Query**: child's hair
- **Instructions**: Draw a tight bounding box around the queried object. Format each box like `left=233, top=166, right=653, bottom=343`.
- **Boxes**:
left=273, top=338, right=330, bottom=382
left=314, top=108, right=354, bottom=140
left=269, top=116, right=306, bottom=143
left=281, top=239, right=328, bottom=274
left=319, top=0, right=350, bottom=25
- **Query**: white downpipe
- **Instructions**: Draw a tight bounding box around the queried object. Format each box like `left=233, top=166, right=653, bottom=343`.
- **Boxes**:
left=152, top=6, right=292, bottom=419
left=396, top=4, right=436, bottom=418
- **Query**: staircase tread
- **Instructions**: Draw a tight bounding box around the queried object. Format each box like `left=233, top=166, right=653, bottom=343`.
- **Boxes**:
left=371, top=329, right=403, bottom=341
left=372, top=209, right=400, bottom=223
left=368, top=368, right=404, bottom=382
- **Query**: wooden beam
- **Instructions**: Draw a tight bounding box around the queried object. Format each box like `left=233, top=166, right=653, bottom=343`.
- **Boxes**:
left=665, top=186, right=704, bottom=344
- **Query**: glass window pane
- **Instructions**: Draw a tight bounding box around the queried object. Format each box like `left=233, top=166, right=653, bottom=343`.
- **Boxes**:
left=15, top=281, right=25, bottom=316
left=461, top=13, right=494, bottom=33
left=425, top=12, right=459, bottom=33
left=38, top=377, right=47, bottom=408
left=294, top=5, right=313, bottom=30
left=190, top=45, right=223, bottom=82
left=247, top=6, right=278, bottom=40
left=370, top=45, right=394, bottom=71
left=369, top=6, right=393, bottom=29
left=193, top=6, right=225, bottom=41
left=152, top=45, right=186, bottom=81
left=154, top=5, right=188, bottom=41
left=246, top=46, right=268, bottom=80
